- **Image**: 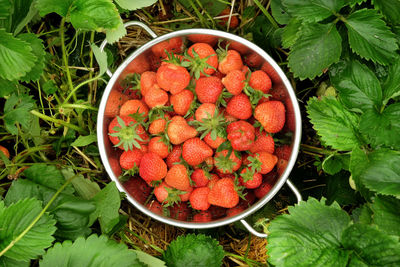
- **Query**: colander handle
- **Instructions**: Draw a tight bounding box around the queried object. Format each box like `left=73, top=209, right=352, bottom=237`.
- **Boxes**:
left=240, top=179, right=302, bottom=238
left=99, top=21, right=158, bottom=78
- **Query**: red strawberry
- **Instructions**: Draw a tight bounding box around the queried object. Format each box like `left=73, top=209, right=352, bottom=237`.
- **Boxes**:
left=208, top=178, right=239, bottom=208
left=284, top=97, right=296, bottom=132
left=208, top=205, right=227, bottom=219
left=225, top=41, right=247, bottom=54
left=250, top=151, right=278, bottom=174
left=226, top=206, right=245, bottom=217
left=195, top=103, right=217, bottom=122
left=166, top=145, right=182, bottom=168
left=139, top=152, right=167, bottom=181
left=149, top=113, right=171, bottom=135
left=167, top=116, right=198, bottom=145
left=108, top=116, right=149, bottom=151
left=151, top=37, right=184, bottom=58
left=218, top=49, right=243, bottom=75
left=119, top=99, right=149, bottom=120
left=179, top=186, right=193, bottom=202
left=154, top=182, right=172, bottom=203
left=170, top=89, right=194, bottom=116
left=108, top=155, right=122, bottom=177
left=244, top=52, right=263, bottom=68
left=239, top=168, right=262, bottom=189
left=249, top=70, right=272, bottom=94
left=203, top=133, right=225, bottom=149
left=105, top=90, right=129, bottom=117
left=261, top=61, right=281, bottom=84
left=148, top=136, right=170, bottom=159
left=165, top=164, right=191, bottom=191
left=190, top=187, right=211, bottom=210
left=254, top=176, right=276, bottom=199
left=227, top=120, right=255, bottom=151
left=188, top=34, right=218, bottom=47
left=226, top=93, right=252, bottom=120
left=277, top=159, right=288, bottom=176
left=218, top=8, right=239, bottom=29
left=214, top=150, right=242, bottom=174
left=222, top=70, right=245, bottom=95
left=191, top=169, right=212, bottom=187
left=207, top=175, right=220, bottom=190
left=156, top=63, right=190, bottom=94
left=238, top=190, right=256, bottom=209
left=182, top=138, right=213, bottom=166
left=143, top=84, right=169, bottom=108
left=0, top=145, right=10, bottom=160
left=169, top=202, right=191, bottom=221
left=146, top=200, right=164, bottom=215
left=120, top=53, right=151, bottom=77
left=119, top=148, right=143, bottom=170
left=140, top=71, right=157, bottom=96
left=193, top=210, right=212, bottom=222
left=249, top=131, right=275, bottom=154
left=195, top=76, right=223, bottom=104
left=123, top=176, right=152, bottom=204
left=187, top=43, right=218, bottom=78
left=270, top=83, right=288, bottom=101
left=254, top=101, right=286, bottom=133
left=275, top=145, right=292, bottom=161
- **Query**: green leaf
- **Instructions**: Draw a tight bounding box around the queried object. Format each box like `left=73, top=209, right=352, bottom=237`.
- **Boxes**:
left=18, top=33, right=45, bottom=82
left=322, top=154, right=349, bottom=175
left=0, top=78, right=18, bottom=97
left=345, top=8, right=398, bottom=65
left=330, top=60, right=382, bottom=112
left=90, top=182, right=121, bottom=234
left=36, top=0, right=74, bottom=17
left=134, top=250, right=167, bottom=267
left=163, top=234, right=225, bottom=267
left=347, top=0, right=367, bottom=7
left=90, top=44, right=108, bottom=76
left=372, top=0, right=400, bottom=24
left=371, top=195, right=400, bottom=237
left=288, top=23, right=342, bottom=80
left=351, top=205, right=372, bottom=224
left=0, top=199, right=56, bottom=261
left=0, top=0, right=12, bottom=31
left=61, top=168, right=100, bottom=200
left=70, top=0, right=121, bottom=31
left=382, top=57, right=400, bottom=104
left=358, top=149, right=400, bottom=198
left=342, top=224, right=400, bottom=266
left=39, top=234, right=145, bottom=267
left=41, top=80, right=57, bottom=95
left=267, top=198, right=351, bottom=267
left=11, top=0, right=38, bottom=35
left=105, top=20, right=126, bottom=43
left=283, top=0, right=345, bottom=22
left=270, top=0, right=291, bottom=24
left=281, top=18, right=302, bottom=49
left=70, top=134, right=97, bottom=147
left=359, top=103, right=400, bottom=149
left=326, top=171, right=359, bottom=206
left=349, top=147, right=374, bottom=200
left=0, top=29, right=36, bottom=81
left=0, top=257, right=29, bottom=267
left=114, top=0, right=157, bottom=10
left=3, top=93, right=35, bottom=135
left=306, top=97, right=361, bottom=151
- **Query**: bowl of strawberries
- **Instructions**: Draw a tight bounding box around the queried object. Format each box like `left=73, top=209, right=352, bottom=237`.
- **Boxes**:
left=97, top=21, right=302, bottom=236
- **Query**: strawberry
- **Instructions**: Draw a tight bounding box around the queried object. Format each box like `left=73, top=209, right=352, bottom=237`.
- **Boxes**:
left=188, top=34, right=218, bottom=47
left=143, top=84, right=169, bottom=108
left=254, top=101, right=286, bottom=133
left=166, top=145, right=182, bottom=168
left=208, top=205, right=227, bottom=219
left=254, top=177, right=275, bottom=199
left=277, top=159, right=288, bottom=176
left=169, top=202, right=191, bottom=221
left=227, top=120, right=255, bottom=151
left=117, top=73, right=141, bottom=99
left=222, top=70, right=245, bottom=95
left=139, top=152, right=167, bottom=181
left=195, top=76, right=223, bottom=104
left=217, top=49, right=243, bottom=75
left=284, top=97, right=296, bottom=132
left=226, top=206, right=245, bottom=217
left=249, top=70, right=272, bottom=94
left=148, top=136, right=170, bottom=159
left=275, top=145, right=292, bottom=161
left=0, top=145, right=10, bottom=159
left=156, top=63, right=190, bottom=94
left=140, top=71, right=157, bottom=96
left=207, top=175, right=220, bottom=190
left=187, top=43, right=218, bottom=78
left=194, top=103, right=217, bottom=122
left=244, top=52, right=263, bottom=68
left=226, top=93, right=252, bottom=120
left=270, top=83, right=288, bottom=101
left=108, top=116, right=149, bottom=151
left=225, top=41, right=247, bottom=54
left=119, top=148, right=143, bottom=170
left=170, top=89, right=194, bottom=116
left=249, top=151, right=278, bottom=174
left=167, top=116, right=198, bottom=145
left=238, top=190, right=256, bottom=209
left=182, top=138, right=213, bottom=166
left=191, top=169, right=212, bottom=187
left=222, top=108, right=238, bottom=123
left=146, top=200, right=164, bottom=216
left=239, top=168, right=262, bottom=189
left=190, top=187, right=211, bottom=211
left=123, top=176, right=152, bottom=204
left=108, top=155, right=122, bottom=177
left=151, top=37, right=184, bottom=59
left=104, top=90, right=129, bottom=117
left=249, top=131, right=275, bottom=154
left=261, top=61, right=281, bottom=84
left=203, top=133, right=225, bottom=149
left=149, top=113, right=171, bottom=135
left=192, top=210, right=212, bottom=222
left=179, top=186, right=193, bottom=202
left=165, top=164, right=191, bottom=191
left=154, top=182, right=175, bottom=203
left=218, top=8, right=239, bottom=29
left=208, top=178, right=239, bottom=208
left=119, top=99, right=149, bottom=121
left=214, top=150, right=242, bottom=174
left=120, top=53, right=151, bottom=78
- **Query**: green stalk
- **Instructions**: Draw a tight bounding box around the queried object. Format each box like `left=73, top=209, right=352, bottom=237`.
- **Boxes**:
left=252, top=0, right=279, bottom=29
left=30, top=110, right=88, bottom=134
left=63, top=75, right=103, bottom=103
left=225, top=252, right=263, bottom=266
left=187, top=0, right=209, bottom=28
left=60, top=17, right=77, bottom=102
left=0, top=175, right=78, bottom=258
left=88, top=31, right=95, bottom=104
left=60, top=103, right=99, bottom=111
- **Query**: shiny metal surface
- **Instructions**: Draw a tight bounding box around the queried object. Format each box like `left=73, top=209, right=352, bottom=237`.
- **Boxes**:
left=97, top=22, right=303, bottom=230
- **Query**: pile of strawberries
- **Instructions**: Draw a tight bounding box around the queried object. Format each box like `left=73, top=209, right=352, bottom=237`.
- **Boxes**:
left=104, top=34, right=293, bottom=222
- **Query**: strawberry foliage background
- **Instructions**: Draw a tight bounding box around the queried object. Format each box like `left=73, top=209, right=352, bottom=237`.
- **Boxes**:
left=1, top=0, right=400, bottom=266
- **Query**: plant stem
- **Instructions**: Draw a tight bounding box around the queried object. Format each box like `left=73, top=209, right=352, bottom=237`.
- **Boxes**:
left=0, top=175, right=78, bottom=258
left=60, top=103, right=98, bottom=111
left=30, top=110, right=88, bottom=134
left=60, top=17, right=77, bottom=102
left=252, top=0, right=279, bottom=29
left=187, top=0, right=209, bottom=28
left=225, top=252, right=263, bottom=266
left=63, top=75, right=103, bottom=103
